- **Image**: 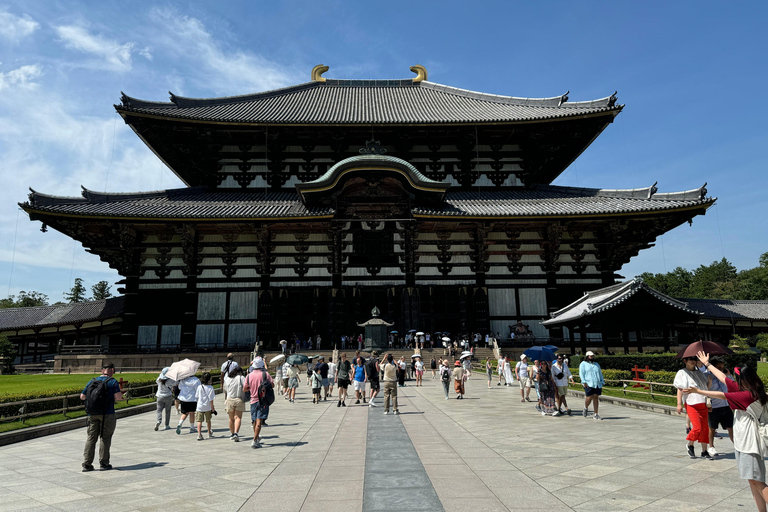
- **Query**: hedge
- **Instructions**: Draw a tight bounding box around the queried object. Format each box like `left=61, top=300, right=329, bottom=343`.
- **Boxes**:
left=591, top=352, right=759, bottom=372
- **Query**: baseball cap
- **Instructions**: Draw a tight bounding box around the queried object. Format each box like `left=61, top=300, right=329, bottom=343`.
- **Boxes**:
left=102, top=363, right=115, bottom=369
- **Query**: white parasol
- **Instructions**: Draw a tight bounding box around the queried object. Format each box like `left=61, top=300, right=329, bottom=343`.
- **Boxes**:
left=165, top=358, right=201, bottom=381
left=270, top=354, right=286, bottom=364
left=279, top=339, right=288, bottom=345
left=460, top=351, right=472, bottom=360
left=442, top=336, right=451, bottom=342
left=415, top=331, right=425, bottom=336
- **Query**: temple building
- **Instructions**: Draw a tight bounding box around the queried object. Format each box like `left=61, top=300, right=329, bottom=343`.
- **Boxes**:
left=19, top=65, right=715, bottom=353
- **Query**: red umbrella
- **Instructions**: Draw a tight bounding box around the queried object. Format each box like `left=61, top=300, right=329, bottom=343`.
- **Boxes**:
left=676, top=340, right=733, bottom=359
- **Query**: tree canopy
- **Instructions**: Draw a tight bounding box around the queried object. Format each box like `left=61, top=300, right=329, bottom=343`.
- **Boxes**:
left=0, top=290, right=49, bottom=309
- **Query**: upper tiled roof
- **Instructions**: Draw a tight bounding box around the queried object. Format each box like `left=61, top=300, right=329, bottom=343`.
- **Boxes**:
left=0, top=297, right=124, bottom=332
left=116, top=80, right=621, bottom=125
left=683, top=299, right=768, bottom=321
left=22, top=183, right=713, bottom=221
left=542, top=278, right=701, bottom=326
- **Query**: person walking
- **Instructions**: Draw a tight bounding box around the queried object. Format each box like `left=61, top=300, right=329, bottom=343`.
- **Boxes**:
left=537, top=360, right=558, bottom=416
left=684, top=352, right=768, bottom=510
left=281, top=361, right=291, bottom=399
left=503, top=356, right=515, bottom=386
left=223, top=366, right=245, bottom=441
left=368, top=351, right=381, bottom=407
left=175, top=372, right=201, bottom=435
left=498, top=354, right=505, bottom=386
left=80, top=363, right=123, bottom=472
left=452, top=360, right=465, bottom=399
left=243, top=357, right=274, bottom=449
left=552, top=355, right=574, bottom=415
left=194, top=372, right=216, bottom=440
left=155, top=367, right=175, bottom=431
left=353, top=356, right=367, bottom=404
left=430, top=357, right=437, bottom=379
left=327, top=357, right=336, bottom=397
left=440, top=359, right=452, bottom=399
left=286, top=363, right=300, bottom=403
left=398, top=356, right=407, bottom=387
left=706, top=358, right=734, bottom=456
left=335, top=353, right=352, bottom=407
left=674, top=355, right=712, bottom=459
left=220, top=353, right=239, bottom=399
left=485, top=358, right=493, bottom=388
left=382, top=354, right=399, bottom=415
left=516, top=355, right=532, bottom=402
left=315, top=356, right=330, bottom=401
left=462, top=356, right=472, bottom=381
left=310, top=366, right=322, bottom=404
left=579, top=351, right=605, bottom=420
left=415, top=356, right=425, bottom=386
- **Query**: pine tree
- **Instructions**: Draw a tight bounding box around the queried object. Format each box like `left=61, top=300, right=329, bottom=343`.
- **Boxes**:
left=63, top=278, right=87, bottom=303
left=91, top=281, right=112, bottom=301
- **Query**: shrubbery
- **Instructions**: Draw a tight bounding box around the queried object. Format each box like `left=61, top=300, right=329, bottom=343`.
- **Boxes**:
left=591, top=352, right=759, bottom=372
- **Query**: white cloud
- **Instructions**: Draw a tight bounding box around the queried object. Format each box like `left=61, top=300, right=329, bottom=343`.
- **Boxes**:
left=0, top=64, right=42, bottom=91
left=139, top=46, right=153, bottom=60
left=53, top=24, right=135, bottom=72
left=0, top=11, right=39, bottom=41
left=148, top=8, right=298, bottom=95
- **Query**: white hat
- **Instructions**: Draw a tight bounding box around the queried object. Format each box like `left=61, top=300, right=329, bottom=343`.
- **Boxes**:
left=585, top=351, right=595, bottom=357
left=252, top=357, right=265, bottom=369
left=520, top=354, right=527, bottom=360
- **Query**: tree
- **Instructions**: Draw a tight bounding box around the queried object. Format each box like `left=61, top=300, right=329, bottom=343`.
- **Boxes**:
left=689, top=258, right=738, bottom=299
left=0, top=334, right=16, bottom=374
left=0, top=291, right=49, bottom=309
left=63, top=278, right=87, bottom=303
left=91, top=281, right=112, bottom=301
left=756, top=333, right=768, bottom=357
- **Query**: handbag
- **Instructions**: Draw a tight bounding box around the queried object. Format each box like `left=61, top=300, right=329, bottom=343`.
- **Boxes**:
left=539, top=381, right=549, bottom=393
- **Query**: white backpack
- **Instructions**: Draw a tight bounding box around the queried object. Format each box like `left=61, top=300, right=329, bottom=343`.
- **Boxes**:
left=746, top=401, right=768, bottom=456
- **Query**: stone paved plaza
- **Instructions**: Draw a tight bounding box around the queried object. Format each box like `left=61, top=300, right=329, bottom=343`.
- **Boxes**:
left=0, top=375, right=758, bottom=511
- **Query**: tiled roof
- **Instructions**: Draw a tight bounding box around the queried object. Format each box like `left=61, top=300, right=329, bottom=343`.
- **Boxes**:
left=23, top=183, right=713, bottom=220
left=543, top=278, right=700, bottom=326
left=683, top=299, right=768, bottom=321
left=116, top=80, right=621, bottom=125
left=0, top=297, right=124, bottom=332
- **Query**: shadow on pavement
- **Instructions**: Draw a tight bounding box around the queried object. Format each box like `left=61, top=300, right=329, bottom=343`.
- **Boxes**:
left=116, top=462, right=168, bottom=471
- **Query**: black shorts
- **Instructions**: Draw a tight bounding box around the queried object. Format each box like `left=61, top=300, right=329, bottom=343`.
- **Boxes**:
left=369, top=379, right=380, bottom=391
left=708, top=406, right=734, bottom=429
left=338, top=379, right=350, bottom=389
left=584, top=385, right=602, bottom=397
left=180, top=401, right=197, bottom=414
left=312, top=387, right=321, bottom=395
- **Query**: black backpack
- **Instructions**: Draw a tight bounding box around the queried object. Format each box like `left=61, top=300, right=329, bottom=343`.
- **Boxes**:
left=441, top=368, right=451, bottom=382
left=258, top=369, right=275, bottom=406
left=85, top=377, right=114, bottom=415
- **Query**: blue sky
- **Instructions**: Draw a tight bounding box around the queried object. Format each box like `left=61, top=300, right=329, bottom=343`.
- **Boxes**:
left=0, top=1, right=765, bottom=302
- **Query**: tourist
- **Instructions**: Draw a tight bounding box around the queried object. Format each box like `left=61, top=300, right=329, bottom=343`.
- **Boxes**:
left=485, top=358, right=493, bottom=388
left=552, top=355, right=574, bottom=415
left=316, top=334, right=322, bottom=350
left=674, top=355, right=711, bottom=459
left=286, top=363, right=300, bottom=403
left=430, top=356, right=437, bottom=379
left=439, top=359, right=452, bottom=399
left=223, top=366, right=245, bottom=442
left=281, top=361, right=291, bottom=399
left=382, top=354, right=399, bottom=415
left=452, top=360, right=465, bottom=399
left=243, top=357, right=273, bottom=449
left=310, top=366, right=322, bottom=404
left=306, top=360, right=314, bottom=388
left=579, top=351, right=605, bottom=420
left=176, top=371, right=201, bottom=435
left=516, top=355, right=531, bottom=402
left=155, top=367, right=175, bottom=431
left=503, top=356, right=515, bottom=386
left=358, top=333, right=363, bottom=351
left=336, top=353, right=352, bottom=407
left=684, top=351, right=768, bottom=509
left=398, top=356, right=407, bottom=387
left=80, top=363, right=123, bottom=472
left=353, top=356, right=367, bottom=404
left=462, top=356, right=472, bottom=381
left=368, top=351, right=380, bottom=407
left=537, top=360, right=558, bottom=416
left=194, top=372, right=216, bottom=440
left=498, top=354, right=505, bottom=386
left=707, top=358, right=734, bottom=456
left=315, top=356, right=329, bottom=401
left=531, top=360, right=541, bottom=410
left=220, top=353, right=239, bottom=399
left=275, top=363, right=283, bottom=397
left=327, top=357, right=336, bottom=397
left=415, top=356, right=425, bottom=386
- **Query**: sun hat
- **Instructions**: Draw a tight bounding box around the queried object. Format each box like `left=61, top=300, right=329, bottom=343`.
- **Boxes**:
left=520, top=354, right=527, bottom=361
left=585, top=351, right=595, bottom=357
left=252, top=357, right=265, bottom=369
left=454, top=360, right=461, bottom=366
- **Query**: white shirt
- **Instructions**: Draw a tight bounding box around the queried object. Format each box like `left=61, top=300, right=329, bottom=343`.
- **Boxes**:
left=498, top=358, right=505, bottom=374
left=194, top=384, right=216, bottom=412
left=177, top=376, right=200, bottom=402
left=415, top=361, right=424, bottom=371
left=516, top=361, right=529, bottom=379
left=552, top=362, right=572, bottom=387
left=224, top=374, right=245, bottom=401
left=282, top=362, right=291, bottom=377
left=327, top=362, right=336, bottom=380
left=673, top=369, right=708, bottom=405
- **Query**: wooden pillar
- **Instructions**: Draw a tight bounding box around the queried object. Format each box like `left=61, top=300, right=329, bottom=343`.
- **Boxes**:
left=622, top=330, right=630, bottom=354
left=663, top=327, right=671, bottom=352
left=579, top=325, right=587, bottom=355
left=568, top=327, right=576, bottom=355
left=601, top=329, right=610, bottom=355
left=636, top=330, right=644, bottom=353
left=120, top=273, right=140, bottom=352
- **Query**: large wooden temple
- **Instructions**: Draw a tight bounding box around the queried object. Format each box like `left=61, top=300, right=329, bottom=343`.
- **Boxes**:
left=20, top=65, right=715, bottom=353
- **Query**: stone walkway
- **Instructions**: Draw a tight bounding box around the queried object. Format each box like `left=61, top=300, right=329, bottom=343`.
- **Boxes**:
left=0, top=376, right=758, bottom=511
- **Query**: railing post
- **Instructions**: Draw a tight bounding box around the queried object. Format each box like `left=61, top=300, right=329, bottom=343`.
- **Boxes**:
left=63, top=396, right=68, bottom=418
left=21, top=400, right=27, bottom=424
left=650, top=383, right=653, bottom=399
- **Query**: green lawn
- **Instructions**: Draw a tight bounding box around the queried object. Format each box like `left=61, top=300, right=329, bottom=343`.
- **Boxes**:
left=570, top=384, right=677, bottom=407
left=0, top=373, right=160, bottom=395
left=758, top=362, right=768, bottom=378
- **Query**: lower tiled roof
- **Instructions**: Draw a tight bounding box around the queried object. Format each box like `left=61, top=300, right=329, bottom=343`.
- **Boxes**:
left=683, top=299, right=768, bottom=322
left=0, top=297, right=124, bottom=332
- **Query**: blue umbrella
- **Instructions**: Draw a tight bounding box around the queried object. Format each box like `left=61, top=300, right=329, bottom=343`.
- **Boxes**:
left=544, top=344, right=559, bottom=352
left=523, top=346, right=557, bottom=362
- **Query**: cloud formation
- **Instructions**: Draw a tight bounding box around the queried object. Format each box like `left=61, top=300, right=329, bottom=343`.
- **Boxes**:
left=0, top=11, right=39, bottom=41
left=0, top=64, right=42, bottom=91
left=53, top=24, right=136, bottom=72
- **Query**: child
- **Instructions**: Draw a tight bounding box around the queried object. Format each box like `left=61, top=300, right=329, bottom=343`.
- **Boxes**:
left=194, top=372, right=216, bottom=441
left=287, top=364, right=300, bottom=403
left=311, top=368, right=322, bottom=404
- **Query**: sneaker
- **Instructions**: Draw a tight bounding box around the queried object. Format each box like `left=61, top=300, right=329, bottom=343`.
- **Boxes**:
left=687, top=444, right=696, bottom=458
left=324, top=397, right=327, bottom=401
left=342, top=401, right=346, bottom=407
left=708, top=445, right=718, bottom=456
left=189, top=428, right=196, bottom=434
left=541, top=411, right=547, bottom=416
left=232, top=434, right=240, bottom=442
left=197, top=436, right=204, bottom=441
left=552, top=411, right=561, bottom=417
left=165, top=425, right=172, bottom=430
left=445, top=397, right=449, bottom=400
left=208, top=432, right=214, bottom=438
left=154, top=422, right=160, bottom=432
left=363, top=398, right=367, bottom=404
left=701, top=451, right=714, bottom=461
left=497, top=382, right=501, bottom=386
left=582, top=408, right=588, bottom=418
left=383, top=410, right=389, bottom=415
left=251, top=440, right=261, bottom=449
left=355, top=400, right=360, bottom=405
left=593, top=414, right=602, bottom=420
left=536, top=405, right=542, bottom=412
left=337, top=401, right=341, bottom=408
left=100, top=464, right=112, bottom=470
left=82, top=464, right=94, bottom=472
left=394, top=410, right=400, bottom=415
left=312, top=398, right=316, bottom=404
left=369, top=402, right=378, bottom=407
left=566, top=409, right=572, bottom=416
left=176, top=425, right=181, bottom=435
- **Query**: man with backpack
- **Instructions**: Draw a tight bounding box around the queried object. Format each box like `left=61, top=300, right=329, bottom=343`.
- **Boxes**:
left=242, top=357, right=274, bottom=449
left=367, top=351, right=380, bottom=407
left=80, top=363, right=123, bottom=472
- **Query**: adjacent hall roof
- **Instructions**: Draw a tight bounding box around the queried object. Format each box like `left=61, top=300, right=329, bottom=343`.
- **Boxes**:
left=116, top=79, right=621, bottom=125
left=0, top=297, right=124, bottom=332
left=22, top=184, right=713, bottom=221
left=683, top=299, right=768, bottom=322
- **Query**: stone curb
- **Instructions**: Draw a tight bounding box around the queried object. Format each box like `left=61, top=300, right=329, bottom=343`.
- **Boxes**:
left=567, top=389, right=677, bottom=416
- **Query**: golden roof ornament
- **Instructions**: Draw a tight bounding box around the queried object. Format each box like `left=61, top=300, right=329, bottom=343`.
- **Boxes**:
left=410, top=64, right=428, bottom=83
left=311, top=64, right=329, bottom=82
